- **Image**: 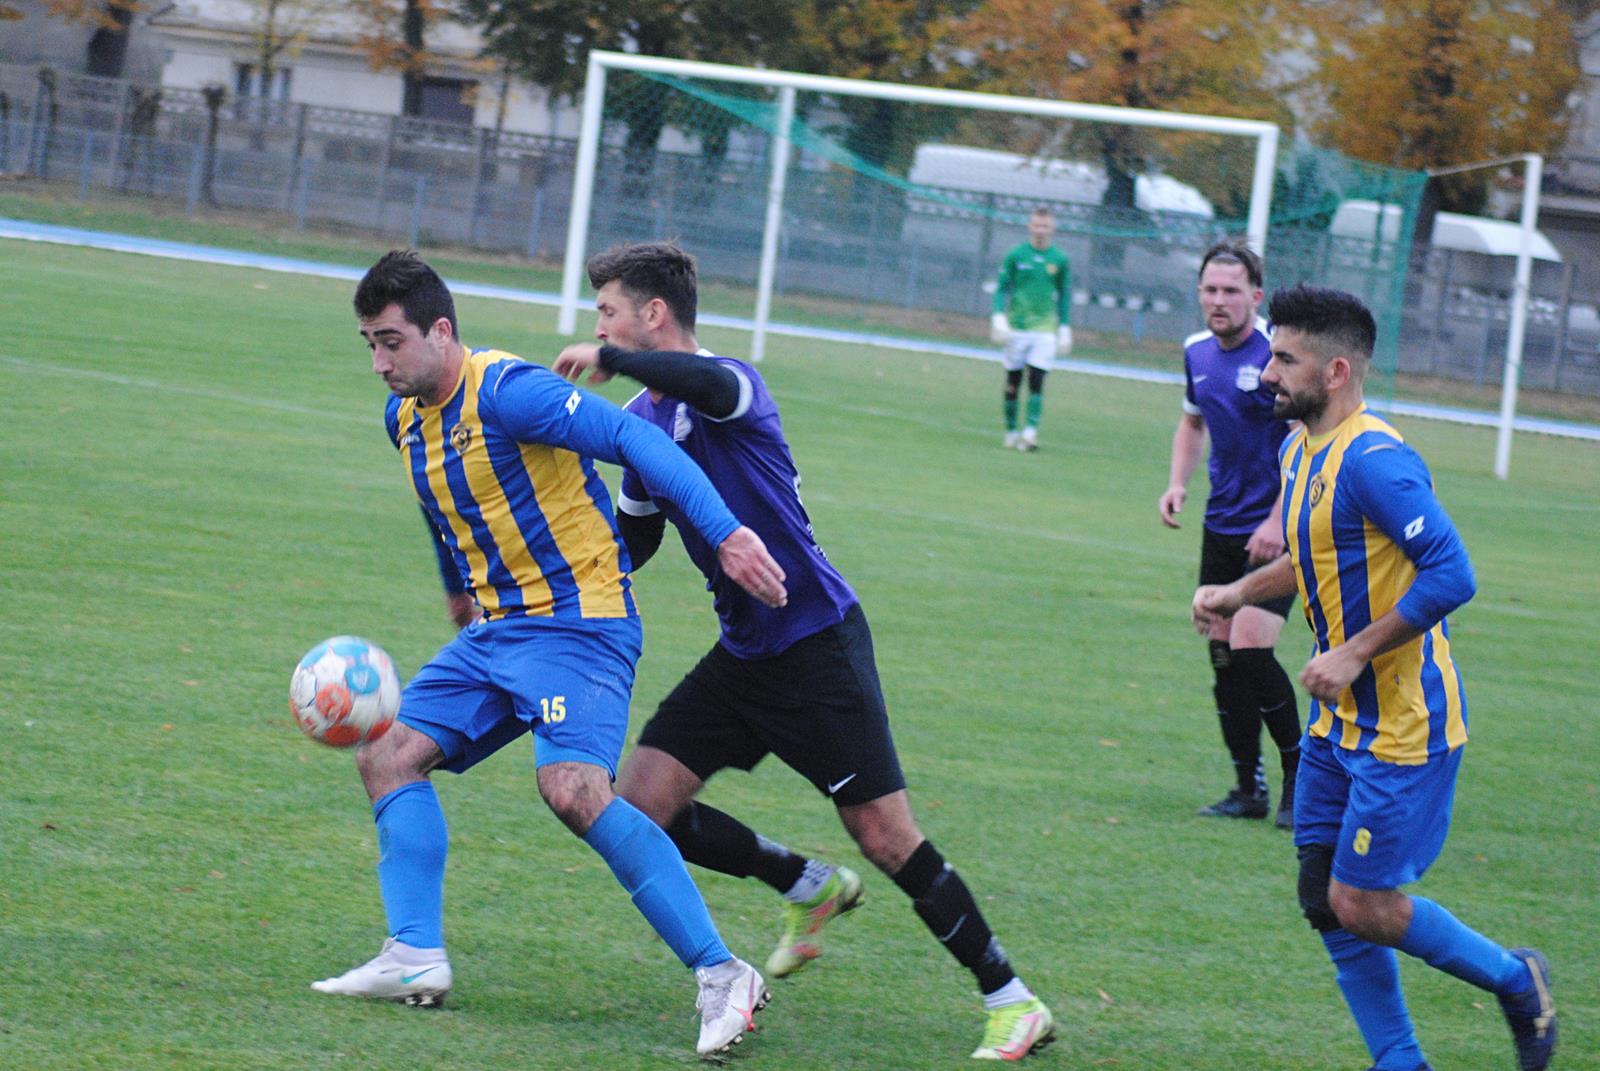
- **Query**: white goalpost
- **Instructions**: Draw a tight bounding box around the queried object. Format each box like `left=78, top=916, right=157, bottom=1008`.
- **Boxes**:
left=558, top=51, right=1281, bottom=362
left=1428, top=153, right=1545, bottom=480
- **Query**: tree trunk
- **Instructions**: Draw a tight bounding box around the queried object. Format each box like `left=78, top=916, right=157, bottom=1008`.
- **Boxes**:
left=401, top=0, right=426, bottom=116
left=86, top=3, right=135, bottom=79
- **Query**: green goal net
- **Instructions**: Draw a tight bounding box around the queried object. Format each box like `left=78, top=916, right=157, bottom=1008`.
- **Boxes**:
left=583, top=66, right=1425, bottom=391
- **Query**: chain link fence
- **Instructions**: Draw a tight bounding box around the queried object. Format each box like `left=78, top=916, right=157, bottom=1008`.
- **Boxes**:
left=0, top=61, right=576, bottom=257
left=4, top=60, right=1600, bottom=396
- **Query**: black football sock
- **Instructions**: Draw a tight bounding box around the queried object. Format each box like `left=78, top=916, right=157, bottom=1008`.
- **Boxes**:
left=892, top=840, right=1016, bottom=995
left=1232, top=647, right=1302, bottom=787
left=664, top=801, right=807, bottom=893
left=1211, top=642, right=1263, bottom=795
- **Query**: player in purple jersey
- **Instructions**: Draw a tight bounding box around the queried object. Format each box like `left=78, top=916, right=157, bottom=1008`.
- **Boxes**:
left=552, top=242, right=1055, bottom=1062
left=1158, top=241, right=1302, bottom=826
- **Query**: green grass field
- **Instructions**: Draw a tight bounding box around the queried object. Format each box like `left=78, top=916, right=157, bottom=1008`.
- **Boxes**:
left=2, top=238, right=1596, bottom=1071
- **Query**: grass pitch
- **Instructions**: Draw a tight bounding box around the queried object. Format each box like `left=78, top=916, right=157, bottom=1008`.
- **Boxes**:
left=1, top=238, right=1595, bottom=1071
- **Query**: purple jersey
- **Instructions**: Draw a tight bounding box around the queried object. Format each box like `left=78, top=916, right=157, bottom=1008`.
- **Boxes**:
left=1183, top=320, right=1288, bottom=535
left=618, top=353, right=857, bottom=659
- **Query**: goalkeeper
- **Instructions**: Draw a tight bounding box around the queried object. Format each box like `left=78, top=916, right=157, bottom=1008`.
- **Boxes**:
left=990, top=205, right=1073, bottom=452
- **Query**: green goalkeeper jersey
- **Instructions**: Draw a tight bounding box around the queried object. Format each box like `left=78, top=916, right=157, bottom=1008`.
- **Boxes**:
left=993, top=242, right=1072, bottom=332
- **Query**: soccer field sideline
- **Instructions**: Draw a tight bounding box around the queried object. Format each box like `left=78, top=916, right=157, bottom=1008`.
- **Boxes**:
left=4, top=214, right=1598, bottom=444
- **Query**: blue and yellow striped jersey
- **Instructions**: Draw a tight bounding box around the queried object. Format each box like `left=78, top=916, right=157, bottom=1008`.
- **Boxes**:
left=1280, top=406, right=1476, bottom=764
left=384, top=348, right=636, bottom=622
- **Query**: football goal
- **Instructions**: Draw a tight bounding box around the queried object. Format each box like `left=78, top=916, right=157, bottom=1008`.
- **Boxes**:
left=558, top=51, right=1422, bottom=378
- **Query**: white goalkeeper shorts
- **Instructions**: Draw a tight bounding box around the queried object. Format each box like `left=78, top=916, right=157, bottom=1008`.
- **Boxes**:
left=1002, top=331, right=1056, bottom=372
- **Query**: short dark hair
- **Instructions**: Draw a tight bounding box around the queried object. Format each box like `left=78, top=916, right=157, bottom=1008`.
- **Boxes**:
left=353, top=250, right=457, bottom=337
left=1030, top=205, right=1055, bottom=219
left=1199, top=239, right=1264, bottom=290
left=586, top=241, right=698, bottom=330
left=1267, top=284, right=1377, bottom=362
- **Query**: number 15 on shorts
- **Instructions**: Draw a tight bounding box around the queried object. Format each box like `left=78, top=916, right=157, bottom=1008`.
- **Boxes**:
left=539, top=696, right=566, bottom=724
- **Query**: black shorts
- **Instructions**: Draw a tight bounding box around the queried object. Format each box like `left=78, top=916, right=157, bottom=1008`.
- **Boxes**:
left=1200, top=526, right=1296, bottom=620
left=635, top=603, right=907, bottom=808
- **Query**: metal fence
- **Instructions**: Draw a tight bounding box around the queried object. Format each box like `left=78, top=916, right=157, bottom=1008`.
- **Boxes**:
left=0, top=61, right=577, bottom=256
left=5, top=60, right=1600, bottom=395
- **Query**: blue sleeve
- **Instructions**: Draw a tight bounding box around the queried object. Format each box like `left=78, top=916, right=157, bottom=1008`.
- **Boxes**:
left=488, top=361, right=739, bottom=549
left=1344, top=439, right=1476, bottom=629
left=384, top=394, right=402, bottom=447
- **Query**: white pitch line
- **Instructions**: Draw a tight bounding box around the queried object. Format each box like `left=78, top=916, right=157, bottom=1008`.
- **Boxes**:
left=5, top=218, right=1599, bottom=442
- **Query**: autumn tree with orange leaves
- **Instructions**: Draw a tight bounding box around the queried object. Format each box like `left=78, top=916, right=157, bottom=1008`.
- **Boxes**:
left=1294, top=0, right=1580, bottom=212
left=946, top=1, right=1291, bottom=212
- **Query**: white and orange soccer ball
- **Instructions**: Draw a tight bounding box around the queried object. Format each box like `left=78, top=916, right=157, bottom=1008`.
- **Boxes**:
left=289, top=636, right=401, bottom=747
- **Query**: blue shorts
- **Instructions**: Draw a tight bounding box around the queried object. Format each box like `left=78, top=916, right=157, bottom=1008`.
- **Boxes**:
left=398, top=614, right=642, bottom=777
left=1294, top=730, right=1463, bottom=890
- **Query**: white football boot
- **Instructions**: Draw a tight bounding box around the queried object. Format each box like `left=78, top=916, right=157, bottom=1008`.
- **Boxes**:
left=1018, top=426, right=1039, bottom=452
left=311, top=937, right=452, bottom=1007
left=694, top=957, right=770, bottom=1058
left=1003, top=430, right=1022, bottom=449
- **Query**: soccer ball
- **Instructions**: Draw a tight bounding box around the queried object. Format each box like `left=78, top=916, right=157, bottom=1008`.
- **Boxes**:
left=289, top=636, right=401, bottom=747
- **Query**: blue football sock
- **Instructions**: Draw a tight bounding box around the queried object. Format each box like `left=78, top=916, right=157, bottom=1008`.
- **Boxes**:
left=1398, top=896, right=1533, bottom=994
left=1322, top=928, right=1426, bottom=1070
left=583, top=797, right=730, bottom=970
left=373, top=781, right=448, bottom=949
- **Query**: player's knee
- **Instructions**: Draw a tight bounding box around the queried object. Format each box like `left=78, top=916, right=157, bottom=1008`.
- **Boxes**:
left=355, top=721, right=439, bottom=801
left=839, top=793, right=919, bottom=871
left=1297, top=844, right=1340, bottom=932
left=1004, top=369, right=1023, bottom=397
left=537, top=763, right=613, bottom=835
left=1026, top=366, right=1046, bottom=393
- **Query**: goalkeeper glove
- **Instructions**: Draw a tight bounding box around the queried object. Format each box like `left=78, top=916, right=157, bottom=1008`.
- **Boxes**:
left=1056, top=325, right=1074, bottom=354
left=990, top=312, right=1011, bottom=344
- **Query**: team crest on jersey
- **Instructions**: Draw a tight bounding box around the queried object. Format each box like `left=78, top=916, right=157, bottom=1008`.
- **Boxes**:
left=1046, top=263, right=1058, bottom=275
left=1308, top=473, right=1326, bottom=507
left=449, top=423, right=473, bottom=452
left=671, top=402, right=693, bottom=442
left=1236, top=364, right=1262, bottom=392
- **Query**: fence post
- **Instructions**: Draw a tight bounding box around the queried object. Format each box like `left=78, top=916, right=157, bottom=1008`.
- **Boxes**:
left=374, top=114, right=396, bottom=228
left=525, top=184, right=544, bottom=260
left=281, top=102, right=309, bottom=210
left=902, top=236, right=920, bottom=308
left=78, top=129, right=94, bottom=199
left=1552, top=262, right=1575, bottom=391
left=1429, top=250, right=1456, bottom=376
left=976, top=191, right=997, bottom=310
left=109, top=81, right=128, bottom=174
left=410, top=174, right=427, bottom=248
left=185, top=142, right=203, bottom=215
left=467, top=126, right=489, bottom=246
left=294, top=157, right=312, bottom=230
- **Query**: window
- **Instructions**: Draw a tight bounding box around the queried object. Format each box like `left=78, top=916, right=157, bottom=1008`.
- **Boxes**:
left=234, top=63, right=292, bottom=101
left=416, top=77, right=476, bottom=124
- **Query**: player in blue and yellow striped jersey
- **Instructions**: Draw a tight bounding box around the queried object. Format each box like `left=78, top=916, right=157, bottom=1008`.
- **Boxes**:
left=1193, top=285, right=1555, bottom=1071
left=310, top=251, right=789, bottom=1058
